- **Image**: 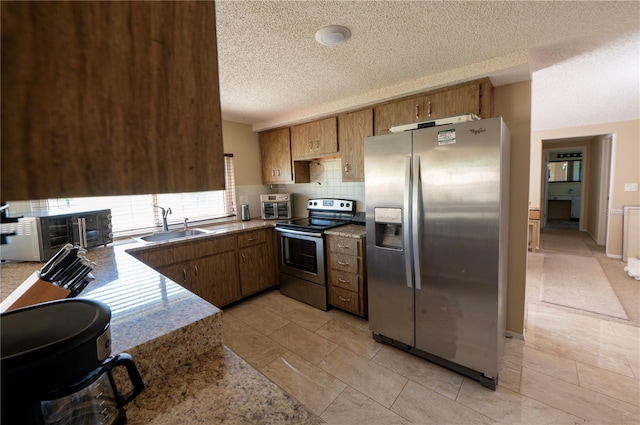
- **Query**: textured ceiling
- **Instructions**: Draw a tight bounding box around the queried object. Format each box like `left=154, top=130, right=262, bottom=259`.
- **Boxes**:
left=214, top=1, right=640, bottom=131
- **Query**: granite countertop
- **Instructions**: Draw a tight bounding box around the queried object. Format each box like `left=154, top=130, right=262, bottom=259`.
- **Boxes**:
left=325, top=223, right=366, bottom=238
left=0, top=218, right=322, bottom=424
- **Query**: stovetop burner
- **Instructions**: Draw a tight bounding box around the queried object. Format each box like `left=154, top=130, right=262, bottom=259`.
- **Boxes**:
left=276, top=217, right=350, bottom=232
left=275, top=198, right=356, bottom=234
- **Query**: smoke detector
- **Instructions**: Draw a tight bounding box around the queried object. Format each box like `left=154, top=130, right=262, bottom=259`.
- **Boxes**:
left=315, top=25, right=351, bottom=46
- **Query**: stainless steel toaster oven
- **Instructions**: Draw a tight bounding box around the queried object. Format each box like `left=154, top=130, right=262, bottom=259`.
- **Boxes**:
left=260, top=194, right=292, bottom=220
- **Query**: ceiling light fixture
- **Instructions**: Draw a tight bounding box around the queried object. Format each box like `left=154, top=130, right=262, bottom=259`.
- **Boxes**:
left=315, top=25, right=351, bottom=46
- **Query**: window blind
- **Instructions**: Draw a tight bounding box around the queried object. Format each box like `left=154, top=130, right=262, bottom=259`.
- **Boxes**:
left=46, top=155, right=236, bottom=236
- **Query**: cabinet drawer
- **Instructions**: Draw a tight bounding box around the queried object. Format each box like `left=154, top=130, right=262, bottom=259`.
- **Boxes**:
left=328, top=236, right=358, bottom=256
left=329, top=286, right=360, bottom=315
left=330, top=253, right=359, bottom=274
left=237, top=229, right=267, bottom=248
left=328, top=269, right=360, bottom=292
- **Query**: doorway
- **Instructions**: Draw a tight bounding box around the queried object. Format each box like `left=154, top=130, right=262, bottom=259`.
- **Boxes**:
left=543, top=148, right=584, bottom=230
left=540, top=134, right=614, bottom=246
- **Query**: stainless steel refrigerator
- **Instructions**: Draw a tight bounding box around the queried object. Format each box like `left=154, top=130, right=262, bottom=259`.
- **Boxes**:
left=365, top=116, right=510, bottom=390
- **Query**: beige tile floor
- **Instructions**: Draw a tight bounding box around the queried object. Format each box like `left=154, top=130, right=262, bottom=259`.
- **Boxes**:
left=223, top=229, right=640, bottom=424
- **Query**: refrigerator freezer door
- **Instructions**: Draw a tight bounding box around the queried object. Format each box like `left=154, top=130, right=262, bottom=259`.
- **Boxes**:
left=365, top=131, right=415, bottom=347
left=413, top=117, right=507, bottom=378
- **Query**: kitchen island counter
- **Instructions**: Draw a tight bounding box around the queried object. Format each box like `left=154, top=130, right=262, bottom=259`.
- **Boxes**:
left=0, top=218, right=321, bottom=424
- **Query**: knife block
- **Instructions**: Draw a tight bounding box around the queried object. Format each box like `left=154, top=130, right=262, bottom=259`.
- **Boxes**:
left=0, top=272, right=70, bottom=313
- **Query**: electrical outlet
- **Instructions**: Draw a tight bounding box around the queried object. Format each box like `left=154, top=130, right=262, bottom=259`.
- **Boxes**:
left=239, top=195, right=249, bottom=204
left=624, top=183, right=638, bottom=192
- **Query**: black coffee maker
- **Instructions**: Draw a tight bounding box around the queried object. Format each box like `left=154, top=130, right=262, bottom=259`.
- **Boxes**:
left=1, top=299, right=144, bottom=425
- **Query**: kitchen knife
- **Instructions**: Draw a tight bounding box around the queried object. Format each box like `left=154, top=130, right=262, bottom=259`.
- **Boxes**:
left=38, top=244, right=74, bottom=281
left=66, top=266, right=96, bottom=297
left=57, top=256, right=87, bottom=288
left=62, top=259, right=94, bottom=289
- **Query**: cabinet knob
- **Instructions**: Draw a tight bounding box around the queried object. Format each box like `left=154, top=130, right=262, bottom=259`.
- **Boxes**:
left=344, top=163, right=350, bottom=173
left=308, top=141, right=313, bottom=150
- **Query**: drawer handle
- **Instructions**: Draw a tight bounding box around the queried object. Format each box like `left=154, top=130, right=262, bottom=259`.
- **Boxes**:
left=338, top=261, right=349, bottom=266
left=194, top=265, right=199, bottom=278
left=182, top=268, right=187, bottom=282
left=338, top=295, right=351, bottom=302
left=338, top=278, right=350, bottom=283
left=337, top=244, right=349, bottom=249
left=241, top=253, right=246, bottom=263
left=247, top=237, right=257, bottom=242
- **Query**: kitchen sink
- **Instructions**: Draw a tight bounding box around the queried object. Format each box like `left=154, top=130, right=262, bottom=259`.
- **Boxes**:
left=136, top=228, right=211, bottom=243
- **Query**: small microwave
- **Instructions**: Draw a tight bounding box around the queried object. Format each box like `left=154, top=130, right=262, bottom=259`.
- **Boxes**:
left=260, top=194, right=292, bottom=220
left=0, top=209, right=113, bottom=262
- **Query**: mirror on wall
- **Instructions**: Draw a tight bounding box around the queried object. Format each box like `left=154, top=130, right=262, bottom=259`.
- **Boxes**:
left=548, top=160, right=582, bottom=182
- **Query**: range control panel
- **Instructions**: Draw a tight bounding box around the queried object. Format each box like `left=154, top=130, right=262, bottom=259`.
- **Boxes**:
left=307, top=198, right=356, bottom=213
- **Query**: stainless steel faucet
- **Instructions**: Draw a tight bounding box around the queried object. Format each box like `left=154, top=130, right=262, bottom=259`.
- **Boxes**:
left=154, top=205, right=172, bottom=231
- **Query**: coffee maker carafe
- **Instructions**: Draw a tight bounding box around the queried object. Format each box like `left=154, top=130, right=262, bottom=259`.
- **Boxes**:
left=1, top=299, right=144, bottom=425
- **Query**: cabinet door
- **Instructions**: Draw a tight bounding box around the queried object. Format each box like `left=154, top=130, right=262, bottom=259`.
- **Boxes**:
left=1, top=1, right=224, bottom=201
left=291, top=117, right=337, bottom=159
left=157, top=262, right=191, bottom=291
left=290, top=123, right=312, bottom=159
left=192, top=251, right=240, bottom=307
left=238, top=243, right=271, bottom=296
left=260, top=128, right=293, bottom=184
left=338, top=109, right=372, bottom=182
left=315, top=117, right=338, bottom=157
left=374, top=97, right=421, bottom=135
left=425, top=84, right=481, bottom=120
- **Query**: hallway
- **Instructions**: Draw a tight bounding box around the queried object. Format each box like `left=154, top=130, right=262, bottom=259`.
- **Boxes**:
left=528, top=227, right=640, bottom=327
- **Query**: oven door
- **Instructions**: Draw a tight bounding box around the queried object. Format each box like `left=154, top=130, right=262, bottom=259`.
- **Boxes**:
left=261, top=202, right=277, bottom=220
left=276, top=228, right=325, bottom=285
left=276, top=201, right=292, bottom=219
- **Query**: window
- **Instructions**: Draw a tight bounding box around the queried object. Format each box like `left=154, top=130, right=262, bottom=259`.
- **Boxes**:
left=45, top=155, right=236, bottom=236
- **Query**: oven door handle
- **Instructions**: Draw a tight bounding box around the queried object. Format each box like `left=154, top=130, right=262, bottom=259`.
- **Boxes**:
left=275, top=228, right=323, bottom=238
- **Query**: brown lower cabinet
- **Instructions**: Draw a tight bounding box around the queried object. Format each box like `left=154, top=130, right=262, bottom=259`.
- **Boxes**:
left=237, top=229, right=275, bottom=297
left=131, top=228, right=276, bottom=307
left=326, top=234, right=367, bottom=317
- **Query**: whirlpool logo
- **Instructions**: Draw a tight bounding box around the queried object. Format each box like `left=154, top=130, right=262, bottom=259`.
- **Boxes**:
left=469, top=127, right=486, bottom=135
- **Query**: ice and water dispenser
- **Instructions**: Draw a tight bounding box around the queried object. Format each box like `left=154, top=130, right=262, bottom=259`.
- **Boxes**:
left=374, top=207, right=404, bottom=250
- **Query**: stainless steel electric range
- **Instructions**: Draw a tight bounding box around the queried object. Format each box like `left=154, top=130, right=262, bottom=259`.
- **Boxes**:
left=275, top=198, right=356, bottom=310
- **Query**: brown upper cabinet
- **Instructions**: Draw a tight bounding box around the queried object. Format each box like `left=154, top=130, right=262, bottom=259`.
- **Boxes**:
left=260, top=128, right=294, bottom=184
left=290, top=117, right=338, bottom=160
left=374, top=79, right=494, bottom=135
left=1, top=1, right=224, bottom=201
left=259, top=128, right=310, bottom=184
left=338, top=109, right=373, bottom=182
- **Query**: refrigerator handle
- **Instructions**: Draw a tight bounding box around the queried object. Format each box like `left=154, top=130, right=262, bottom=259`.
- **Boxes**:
left=412, top=155, right=422, bottom=290
left=404, top=156, right=413, bottom=288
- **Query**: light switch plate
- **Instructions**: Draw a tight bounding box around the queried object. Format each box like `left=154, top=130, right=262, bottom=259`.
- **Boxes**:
left=624, top=183, right=638, bottom=192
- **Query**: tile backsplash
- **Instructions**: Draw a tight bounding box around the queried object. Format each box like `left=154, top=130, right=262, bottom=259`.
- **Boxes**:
left=237, top=158, right=365, bottom=219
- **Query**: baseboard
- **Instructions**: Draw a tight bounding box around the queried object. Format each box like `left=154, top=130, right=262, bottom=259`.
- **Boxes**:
left=506, top=330, right=524, bottom=340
